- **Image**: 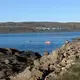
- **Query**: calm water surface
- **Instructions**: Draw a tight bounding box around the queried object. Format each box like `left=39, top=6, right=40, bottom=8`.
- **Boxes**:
left=0, top=32, right=80, bottom=55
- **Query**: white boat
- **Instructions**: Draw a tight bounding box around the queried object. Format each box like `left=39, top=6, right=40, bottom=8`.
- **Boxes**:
left=45, top=41, right=51, bottom=45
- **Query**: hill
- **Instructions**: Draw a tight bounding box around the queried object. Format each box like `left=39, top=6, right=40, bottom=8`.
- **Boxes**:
left=0, top=22, right=80, bottom=33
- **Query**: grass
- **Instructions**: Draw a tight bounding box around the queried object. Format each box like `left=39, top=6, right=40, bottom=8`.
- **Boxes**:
left=58, top=59, right=80, bottom=80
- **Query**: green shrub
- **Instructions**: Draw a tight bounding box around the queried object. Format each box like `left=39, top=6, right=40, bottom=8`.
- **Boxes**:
left=58, top=60, right=80, bottom=80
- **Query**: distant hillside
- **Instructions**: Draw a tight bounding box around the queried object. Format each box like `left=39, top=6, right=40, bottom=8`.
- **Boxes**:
left=0, top=22, right=80, bottom=33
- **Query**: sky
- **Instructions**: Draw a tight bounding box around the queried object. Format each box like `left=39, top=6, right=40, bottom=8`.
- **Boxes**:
left=0, top=0, right=80, bottom=22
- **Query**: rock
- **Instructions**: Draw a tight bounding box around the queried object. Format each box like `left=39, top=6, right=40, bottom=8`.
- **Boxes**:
left=0, top=48, right=9, bottom=54
left=63, top=52, right=67, bottom=57
left=0, top=52, right=4, bottom=55
left=65, top=64, right=72, bottom=69
left=34, top=60, right=40, bottom=69
left=44, top=51, right=49, bottom=56
left=4, top=59, right=9, bottom=64
left=10, top=66, right=32, bottom=80
left=49, top=65, right=55, bottom=71
left=25, top=51, right=41, bottom=60
left=53, top=65, right=61, bottom=74
left=10, top=48, right=20, bottom=55
left=66, top=59, right=74, bottom=64
left=40, top=70, right=50, bottom=80
left=45, top=72, right=57, bottom=80
left=34, top=52, right=41, bottom=59
left=31, top=68, right=43, bottom=80
left=0, top=79, right=6, bottom=80
left=47, top=50, right=59, bottom=64
left=41, top=62, right=50, bottom=70
left=16, top=55, right=27, bottom=62
left=59, top=58, right=67, bottom=67
left=75, top=55, right=79, bottom=59
left=0, top=71, right=5, bottom=79
left=60, top=68, right=67, bottom=76
left=65, top=40, right=70, bottom=44
left=14, top=52, right=19, bottom=56
left=5, top=48, right=12, bottom=55
left=0, top=48, right=42, bottom=80
left=40, top=55, right=48, bottom=65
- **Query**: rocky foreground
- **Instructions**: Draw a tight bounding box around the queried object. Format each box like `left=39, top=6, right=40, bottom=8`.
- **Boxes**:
left=0, top=40, right=80, bottom=80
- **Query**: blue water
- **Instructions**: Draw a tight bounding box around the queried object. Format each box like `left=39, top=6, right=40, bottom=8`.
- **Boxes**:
left=0, top=32, right=80, bottom=54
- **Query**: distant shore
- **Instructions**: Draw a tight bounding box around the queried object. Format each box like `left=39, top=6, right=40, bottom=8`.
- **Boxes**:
left=0, top=22, right=80, bottom=33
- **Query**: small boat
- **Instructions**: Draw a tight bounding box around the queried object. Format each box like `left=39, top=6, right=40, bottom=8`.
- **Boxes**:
left=45, top=41, right=51, bottom=45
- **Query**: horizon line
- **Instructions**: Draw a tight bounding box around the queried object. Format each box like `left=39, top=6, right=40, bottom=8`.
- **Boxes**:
left=0, top=21, right=80, bottom=23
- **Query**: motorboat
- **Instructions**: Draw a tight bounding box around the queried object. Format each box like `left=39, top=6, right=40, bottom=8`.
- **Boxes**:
left=45, top=41, right=51, bottom=45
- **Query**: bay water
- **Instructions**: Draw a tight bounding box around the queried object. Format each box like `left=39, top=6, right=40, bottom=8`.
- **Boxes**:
left=0, top=32, right=80, bottom=55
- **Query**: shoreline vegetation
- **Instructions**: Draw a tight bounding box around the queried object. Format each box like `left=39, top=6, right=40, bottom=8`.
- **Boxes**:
left=0, top=22, right=80, bottom=33
left=0, top=39, right=80, bottom=80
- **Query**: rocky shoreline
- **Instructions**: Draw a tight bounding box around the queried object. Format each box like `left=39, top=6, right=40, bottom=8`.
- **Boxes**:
left=0, top=40, right=80, bottom=80
left=0, top=48, right=41, bottom=80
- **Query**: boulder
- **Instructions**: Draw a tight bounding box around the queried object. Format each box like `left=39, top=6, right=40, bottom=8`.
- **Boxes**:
left=0, top=71, right=5, bottom=79
left=25, top=51, right=41, bottom=60
left=47, top=50, right=59, bottom=64
left=45, top=72, right=57, bottom=80
left=41, top=61, right=50, bottom=70
left=66, top=59, right=74, bottom=64
left=4, top=59, right=9, bottom=64
left=34, top=60, right=40, bottom=69
left=49, top=65, right=55, bottom=71
left=65, top=64, right=72, bottom=69
left=44, top=51, right=49, bottom=56
left=40, top=55, right=48, bottom=64
left=59, top=58, right=67, bottom=67
left=54, top=67, right=61, bottom=74
left=10, top=66, right=32, bottom=80
left=31, top=68, right=43, bottom=80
